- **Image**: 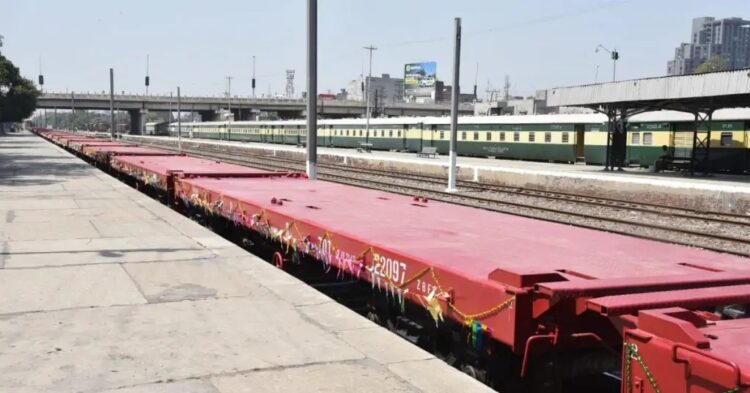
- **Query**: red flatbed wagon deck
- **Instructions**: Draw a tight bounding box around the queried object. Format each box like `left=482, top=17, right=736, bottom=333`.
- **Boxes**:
left=110, top=155, right=290, bottom=196
left=68, top=140, right=131, bottom=153
left=173, top=176, right=749, bottom=354
left=82, top=145, right=177, bottom=164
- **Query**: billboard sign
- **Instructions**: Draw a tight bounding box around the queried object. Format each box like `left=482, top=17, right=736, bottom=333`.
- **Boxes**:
left=404, top=62, right=437, bottom=97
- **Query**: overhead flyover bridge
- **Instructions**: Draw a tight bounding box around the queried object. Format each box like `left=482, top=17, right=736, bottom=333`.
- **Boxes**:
left=544, top=68, right=750, bottom=173
left=37, top=92, right=473, bottom=134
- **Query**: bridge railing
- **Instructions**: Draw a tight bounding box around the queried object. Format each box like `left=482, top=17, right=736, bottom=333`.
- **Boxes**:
left=41, top=91, right=470, bottom=110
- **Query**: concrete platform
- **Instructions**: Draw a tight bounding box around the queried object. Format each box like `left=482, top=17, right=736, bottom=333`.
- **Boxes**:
left=123, top=135, right=750, bottom=215
left=0, top=132, right=493, bottom=393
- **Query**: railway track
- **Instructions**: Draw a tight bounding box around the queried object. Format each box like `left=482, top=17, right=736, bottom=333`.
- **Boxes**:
left=134, top=138, right=750, bottom=257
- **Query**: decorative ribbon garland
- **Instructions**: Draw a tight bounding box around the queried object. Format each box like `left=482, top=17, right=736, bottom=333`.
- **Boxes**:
left=624, top=342, right=743, bottom=393
left=180, top=189, right=516, bottom=328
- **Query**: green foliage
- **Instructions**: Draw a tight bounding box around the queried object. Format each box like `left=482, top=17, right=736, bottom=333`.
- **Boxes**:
left=32, top=110, right=131, bottom=131
left=0, top=41, right=41, bottom=122
left=694, top=55, right=728, bottom=74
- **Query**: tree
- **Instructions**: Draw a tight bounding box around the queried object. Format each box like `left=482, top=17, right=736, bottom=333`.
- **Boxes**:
left=0, top=37, right=41, bottom=123
left=694, top=55, right=728, bottom=74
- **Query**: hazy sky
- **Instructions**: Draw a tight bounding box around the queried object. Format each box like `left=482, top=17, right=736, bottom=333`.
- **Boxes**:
left=1, top=0, right=747, bottom=99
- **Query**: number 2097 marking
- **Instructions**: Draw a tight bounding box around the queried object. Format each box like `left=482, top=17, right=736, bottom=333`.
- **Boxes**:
left=374, top=254, right=406, bottom=285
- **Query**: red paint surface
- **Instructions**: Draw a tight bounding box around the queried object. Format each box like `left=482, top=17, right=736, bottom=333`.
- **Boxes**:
left=178, top=177, right=749, bottom=282
left=86, top=145, right=176, bottom=157
left=112, top=155, right=277, bottom=177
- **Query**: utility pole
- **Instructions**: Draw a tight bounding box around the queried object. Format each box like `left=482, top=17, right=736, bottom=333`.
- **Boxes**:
left=71, top=92, right=76, bottom=127
left=447, top=17, right=461, bottom=192
left=363, top=45, right=377, bottom=143
left=39, top=56, right=46, bottom=128
left=252, top=55, right=256, bottom=98
left=169, top=91, right=173, bottom=122
left=595, top=64, right=600, bottom=84
left=306, top=0, right=317, bottom=180
left=225, top=76, right=233, bottom=120
left=596, top=45, right=619, bottom=82
left=177, top=86, right=182, bottom=153
left=141, top=55, right=149, bottom=135
left=109, top=68, right=115, bottom=140
left=473, top=62, right=478, bottom=101
left=145, top=54, right=150, bottom=95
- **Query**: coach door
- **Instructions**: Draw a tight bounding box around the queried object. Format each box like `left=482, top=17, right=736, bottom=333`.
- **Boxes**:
left=575, top=124, right=585, bottom=161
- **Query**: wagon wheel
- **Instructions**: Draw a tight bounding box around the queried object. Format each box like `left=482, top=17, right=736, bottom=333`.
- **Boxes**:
left=272, top=251, right=286, bottom=269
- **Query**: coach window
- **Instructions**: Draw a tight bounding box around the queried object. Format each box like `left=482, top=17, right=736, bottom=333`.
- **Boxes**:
left=544, top=132, right=551, bottom=143
left=720, top=132, right=733, bottom=146
left=561, top=132, right=569, bottom=143
left=529, top=132, right=535, bottom=142
left=461, top=131, right=467, bottom=140
left=643, top=132, right=653, bottom=145
left=499, top=132, right=505, bottom=142
left=631, top=133, right=640, bottom=145
left=513, top=132, right=520, bottom=142
left=398, top=130, right=402, bottom=137
left=389, top=130, right=393, bottom=137
left=359, top=130, right=363, bottom=137
left=473, top=132, right=479, bottom=141
left=381, top=130, right=385, bottom=137
left=440, top=131, right=445, bottom=139
left=486, top=132, right=492, bottom=141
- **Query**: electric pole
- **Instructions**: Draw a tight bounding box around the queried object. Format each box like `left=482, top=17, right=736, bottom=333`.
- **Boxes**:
left=225, top=76, right=233, bottom=120
left=145, top=54, right=150, bottom=95
left=306, top=0, right=318, bottom=180
left=363, top=45, right=377, bottom=143
left=447, top=17, right=461, bottom=192
left=252, top=55, right=256, bottom=98
left=177, top=86, right=182, bottom=153
left=109, top=68, right=115, bottom=140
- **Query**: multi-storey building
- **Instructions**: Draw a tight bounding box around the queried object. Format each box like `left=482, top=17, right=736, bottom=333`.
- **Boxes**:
left=667, top=17, right=750, bottom=75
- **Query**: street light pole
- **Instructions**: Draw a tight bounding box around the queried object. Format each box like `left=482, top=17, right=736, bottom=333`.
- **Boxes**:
left=306, top=0, right=318, bottom=180
left=225, top=76, right=233, bottom=120
left=177, top=86, right=182, bottom=153
left=363, top=45, right=377, bottom=143
left=252, top=55, right=256, bottom=98
left=595, top=44, right=619, bottom=82
left=109, top=68, right=115, bottom=140
left=447, top=17, right=462, bottom=192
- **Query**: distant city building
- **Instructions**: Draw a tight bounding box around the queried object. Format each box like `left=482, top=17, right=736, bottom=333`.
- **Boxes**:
left=667, top=16, right=750, bottom=75
left=345, top=74, right=404, bottom=104
left=437, top=85, right=475, bottom=103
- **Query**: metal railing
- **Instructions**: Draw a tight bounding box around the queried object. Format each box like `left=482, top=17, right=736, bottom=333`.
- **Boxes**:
left=40, top=91, right=471, bottom=110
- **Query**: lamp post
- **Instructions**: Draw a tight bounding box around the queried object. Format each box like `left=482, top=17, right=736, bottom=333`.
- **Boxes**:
left=595, top=44, right=619, bottom=82
left=363, top=45, right=377, bottom=143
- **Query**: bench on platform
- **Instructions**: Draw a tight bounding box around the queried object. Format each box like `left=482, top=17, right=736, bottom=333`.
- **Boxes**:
left=417, top=146, right=438, bottom=158
left=357, top=142, right=373, bottom=153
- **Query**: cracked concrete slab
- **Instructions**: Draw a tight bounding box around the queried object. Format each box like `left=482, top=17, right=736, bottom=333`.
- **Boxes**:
left=388, top=358, right=498, bottom=393
left=211, top=360, right=417, bottom=393
left=0, top=298, right=364, bottom=393
left=122, top=260, right=273, bottom=303
left=338, top=327, right=434, bottom=365
left=3, top=235, right=216, bottom=268
left=298, top=301, right=374, bottom=332
left=0, top=264, right=146, bottom=314
left=99, top=379, right=220, bottom=393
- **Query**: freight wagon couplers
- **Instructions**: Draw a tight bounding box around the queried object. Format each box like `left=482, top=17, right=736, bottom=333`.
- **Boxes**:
left=622, top=308, right=750, bottom=393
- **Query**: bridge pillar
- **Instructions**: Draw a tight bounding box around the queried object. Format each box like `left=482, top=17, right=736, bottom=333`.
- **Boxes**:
left=128, top=109, right=143, bottom=135
left=198, top=110, right=218, bottom=122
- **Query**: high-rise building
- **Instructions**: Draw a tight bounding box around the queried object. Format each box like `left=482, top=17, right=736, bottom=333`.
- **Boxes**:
left=345, top=74, right=404, bottom=104
left=667, top=17, right=750, bottom=75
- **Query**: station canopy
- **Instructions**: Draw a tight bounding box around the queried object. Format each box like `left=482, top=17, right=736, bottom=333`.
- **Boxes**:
left=543, top=68, right=750, bottom=172
left=545, top=68, right=750, bottom=111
